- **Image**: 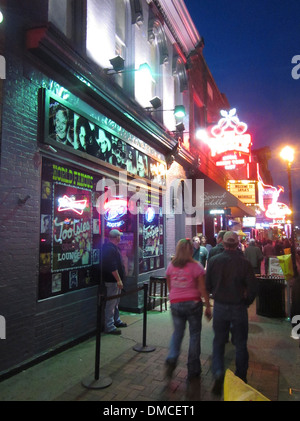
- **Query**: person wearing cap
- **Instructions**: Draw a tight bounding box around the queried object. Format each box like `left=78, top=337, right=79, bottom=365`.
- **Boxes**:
left=205, top=231, right=258, bottom=395
left=101, top=229, right=127, bottom=335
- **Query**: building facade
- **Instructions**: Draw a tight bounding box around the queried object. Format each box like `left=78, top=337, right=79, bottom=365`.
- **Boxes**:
left=0, top=0, right=243, bottom=375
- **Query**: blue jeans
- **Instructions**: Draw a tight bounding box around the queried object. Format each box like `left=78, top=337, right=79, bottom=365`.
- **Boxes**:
left=212, top=302, right=249, bottom=382
left=104, top=282, right=122, bottom=332
left=167, top=301, right=203, bottom=378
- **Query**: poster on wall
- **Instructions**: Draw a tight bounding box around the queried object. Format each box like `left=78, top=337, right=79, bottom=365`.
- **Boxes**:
left=52, top=183, right=92, bottom=271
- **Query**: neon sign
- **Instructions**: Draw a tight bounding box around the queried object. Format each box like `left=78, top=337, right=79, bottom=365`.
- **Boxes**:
left=257, top=169, right=292, bottom=219
left=145, top=206, right=156, bottom=223
left=104, top=199, right=127, bottom=227
left=206, top=109, right=251, bottom=169
left=58, top=195, right=87, bottom=215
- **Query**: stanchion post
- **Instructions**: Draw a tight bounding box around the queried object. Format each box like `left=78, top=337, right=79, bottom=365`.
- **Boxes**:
left=133, top=283, right=156, bottom=353
left=82, top=287, right=112, bottom=389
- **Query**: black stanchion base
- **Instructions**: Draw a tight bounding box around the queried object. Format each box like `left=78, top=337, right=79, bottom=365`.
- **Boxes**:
left=133, top=344, right=156, bottom=353
left=81, top=374, right=112, bottom=389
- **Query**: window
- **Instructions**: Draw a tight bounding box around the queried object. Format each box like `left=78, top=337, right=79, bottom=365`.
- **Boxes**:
left=48, top=0, right=73, bottom=39
left=115, top=0, right=127, bottom=59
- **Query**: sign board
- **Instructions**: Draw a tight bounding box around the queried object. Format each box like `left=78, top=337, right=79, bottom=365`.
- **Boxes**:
left=269, top=257, right=284, bottom=276
left=227, top=180, right=257, bottom=204
left=206, top=109, right=251, bottom=170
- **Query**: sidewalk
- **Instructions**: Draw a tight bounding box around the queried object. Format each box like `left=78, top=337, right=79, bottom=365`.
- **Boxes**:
left=0, top=302, right=300, bottom=402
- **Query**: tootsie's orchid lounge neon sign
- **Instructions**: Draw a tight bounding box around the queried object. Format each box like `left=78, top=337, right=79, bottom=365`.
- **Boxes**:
left=206, top=109, right=252, bottom=170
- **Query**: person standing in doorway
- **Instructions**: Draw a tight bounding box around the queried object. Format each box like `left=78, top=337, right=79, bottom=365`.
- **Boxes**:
left=101, top=229, right=127, bottom=335
left=206, top=231, right=258, bottom=395
left=165, top=239, right=212, bottom=383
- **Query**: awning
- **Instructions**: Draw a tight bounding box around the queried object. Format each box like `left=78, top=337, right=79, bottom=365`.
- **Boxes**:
left=201, top=175, right=256, bottom=217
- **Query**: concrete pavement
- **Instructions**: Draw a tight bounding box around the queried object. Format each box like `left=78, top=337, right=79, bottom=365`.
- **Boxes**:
left=0, top=301, right=300, bottom=402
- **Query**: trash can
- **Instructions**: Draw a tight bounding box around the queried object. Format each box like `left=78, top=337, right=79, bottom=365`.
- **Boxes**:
left=256, top=276, right=286, bottom=318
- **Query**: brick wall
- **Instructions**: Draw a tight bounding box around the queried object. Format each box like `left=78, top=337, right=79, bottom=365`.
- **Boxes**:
left=0, top=52, right=99, bottom=375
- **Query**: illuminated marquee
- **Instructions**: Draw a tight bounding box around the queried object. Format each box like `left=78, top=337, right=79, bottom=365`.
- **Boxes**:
left=206, top=109, right=251, bottom=170
left=227, top=180, right=257, bottom=205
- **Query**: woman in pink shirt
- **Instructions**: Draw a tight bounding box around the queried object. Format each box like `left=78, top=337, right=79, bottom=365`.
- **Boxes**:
left=165, top=239, right=212, bottom=381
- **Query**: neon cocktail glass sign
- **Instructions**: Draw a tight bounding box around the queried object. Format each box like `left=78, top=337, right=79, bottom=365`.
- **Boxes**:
left=58, top=195, right=87, bottom=215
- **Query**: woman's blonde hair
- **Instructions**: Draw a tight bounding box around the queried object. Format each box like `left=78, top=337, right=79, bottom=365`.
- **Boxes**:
left=172, top=238, right=194, bottom=268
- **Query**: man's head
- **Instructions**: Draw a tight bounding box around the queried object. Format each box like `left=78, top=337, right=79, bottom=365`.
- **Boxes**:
left=223, top=231, right=239, bottom=250
left=216, top=230, right=227, bottom=244
left=192, top=236, right=200, bottom=249
left=109, top=229, right=123, bottom=244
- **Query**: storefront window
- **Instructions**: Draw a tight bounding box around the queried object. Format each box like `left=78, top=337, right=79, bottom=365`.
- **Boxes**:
left=48, top=0, right=73, bottom=39
left=139, top=193, right=164, bottom=273
left=39, top=158, right=100, bottom=299
left=39, top=90, right=166, bottom=298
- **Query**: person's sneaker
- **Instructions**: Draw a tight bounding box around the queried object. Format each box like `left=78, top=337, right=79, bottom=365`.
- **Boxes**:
left=105, top=329, right=121, bottom=335
left=115, top=322, right=127, bottom=328
left=211, top=375, right=224, bottom=396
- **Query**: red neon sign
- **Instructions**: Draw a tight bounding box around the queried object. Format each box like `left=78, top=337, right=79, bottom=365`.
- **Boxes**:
left=58, top=195, right=87, bottom=215
left=206, top=109, right=251, bottom=169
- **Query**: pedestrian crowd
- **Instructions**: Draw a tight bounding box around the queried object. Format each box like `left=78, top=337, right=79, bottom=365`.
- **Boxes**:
left=100, top=229, right=297, bottom=398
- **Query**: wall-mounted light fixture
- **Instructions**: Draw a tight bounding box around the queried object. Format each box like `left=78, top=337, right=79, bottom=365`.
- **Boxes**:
left=105, top=58, right=153, bottom=78
left=175, top=122, right=185, bottom=132
left=149, top=96, right=162, bottom=109
left=173, top=105, right=186, bottom=119
left=165, top=141, right=181, bottom=170
left=145, top=104, right=186, bottom=118
left=108, top=55, right=125, bottom=72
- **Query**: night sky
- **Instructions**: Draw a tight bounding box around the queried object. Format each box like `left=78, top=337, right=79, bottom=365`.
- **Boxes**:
left=184, top=0, right=300, bottom=226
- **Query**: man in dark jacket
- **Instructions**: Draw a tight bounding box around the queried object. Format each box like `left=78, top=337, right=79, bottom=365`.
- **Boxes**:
left=206, top=231, right=258, bottom=395
left=208, top=230, right=227, bottom=260
left=101, top=229, right=127, bottom=334
left=245, top=239, right=263, bottom=274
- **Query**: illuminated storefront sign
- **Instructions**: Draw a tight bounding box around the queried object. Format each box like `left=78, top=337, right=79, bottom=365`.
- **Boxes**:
left=209, top=209, right=225, bottom=215
left=265, top=202, right=292, bottom=219
left=53, top=184, right=92, bottom=272
left=104, top=198, right=128, bottom=228
left=257, top=169, right=292, bottom=220
left=206, top=109, right=251, bottom=170
left=39, top=159, right=98, bottom=300
left=242, top=217, right=256, bottom=227
left=58, top=195, right=88, bottom=215
left=227, top=180, right=257, bottom=205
